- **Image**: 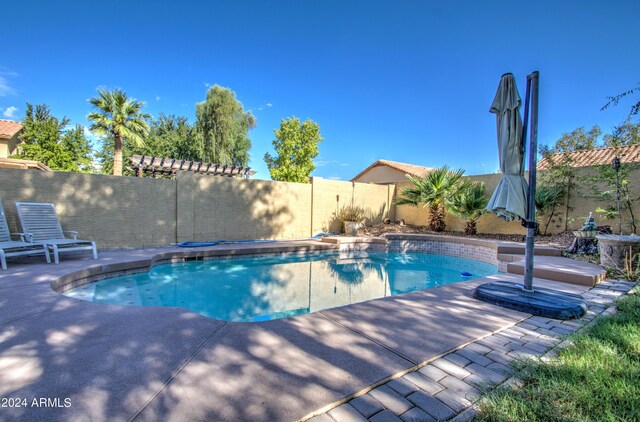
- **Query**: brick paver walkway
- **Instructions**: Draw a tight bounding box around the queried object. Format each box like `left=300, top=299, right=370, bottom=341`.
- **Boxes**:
left=308, top=279, right=636, bottom=422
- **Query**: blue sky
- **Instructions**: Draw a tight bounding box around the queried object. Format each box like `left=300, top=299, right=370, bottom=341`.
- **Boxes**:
left=1, top=0, right=638, bottom=180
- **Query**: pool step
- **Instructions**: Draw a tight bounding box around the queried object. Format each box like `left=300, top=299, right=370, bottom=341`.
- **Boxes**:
left=496, top=244, right=562, bottom=256
left=506, top=256, right=606, bottom=287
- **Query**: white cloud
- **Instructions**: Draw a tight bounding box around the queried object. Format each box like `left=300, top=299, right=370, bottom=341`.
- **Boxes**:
left=2, top=106, right=18, bottom=118
left=203, top=82, right=211, bottom=88
left=255, top=102, right=273, bottom=111
left=0, top=75, right=15, bottom=97
left=326, top=175, right=342, bottom=180
left=155, top=95, right=161, bottom=102
left=316, top=159, right=349, bottom=167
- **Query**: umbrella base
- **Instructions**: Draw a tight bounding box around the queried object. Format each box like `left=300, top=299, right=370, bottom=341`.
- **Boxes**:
left=473, top=281, right=587, bottom=320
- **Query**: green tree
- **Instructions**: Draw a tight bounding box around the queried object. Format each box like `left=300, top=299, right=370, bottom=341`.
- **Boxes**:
left=15, top=103, right=92, bottom=172
left=585, top=162, right=638, bottom=234
left=536, top=143, right=577, bottom=235
left=396, top=166, right=466, bottom=232
left=95, top=114, right=197, bottom=175
left=446, top=181, right=488, bottom=235
left=603, top=120, right=640, bottom=147
left=541, top=125, right=602, bottom=154
left=195, top=85, right=255, bottom=166
left=87, top=88, right=150, bottom=176
left=264, top=117, right=323, bottom=182
left=534, top=183, right=565, bottom=235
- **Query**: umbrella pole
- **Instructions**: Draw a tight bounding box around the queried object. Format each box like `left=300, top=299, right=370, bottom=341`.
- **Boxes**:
left=523, top=71, right=540, bottom=292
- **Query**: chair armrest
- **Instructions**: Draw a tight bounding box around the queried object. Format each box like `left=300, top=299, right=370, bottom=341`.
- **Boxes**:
left=12, top=232, right=33, bottom=242
left=64, top=230, right=79, bottom=240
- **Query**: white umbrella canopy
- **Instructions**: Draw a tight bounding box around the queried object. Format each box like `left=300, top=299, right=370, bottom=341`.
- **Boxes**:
left=486, top=73, right=529, bottom=221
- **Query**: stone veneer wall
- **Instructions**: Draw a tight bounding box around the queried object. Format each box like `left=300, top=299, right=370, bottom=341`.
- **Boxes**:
left=334, top=234, right=500, bottom=267
left=387, top=235, right=500, bottom=266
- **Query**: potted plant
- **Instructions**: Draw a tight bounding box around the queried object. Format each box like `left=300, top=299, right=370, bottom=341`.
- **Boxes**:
left=337, top=204, right=366, bottom=236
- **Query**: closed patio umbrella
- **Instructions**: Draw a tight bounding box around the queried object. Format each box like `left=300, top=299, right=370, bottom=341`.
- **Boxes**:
left=474, top=71, right=585, bottom=320
left=485, top=73, right=528, bottom=221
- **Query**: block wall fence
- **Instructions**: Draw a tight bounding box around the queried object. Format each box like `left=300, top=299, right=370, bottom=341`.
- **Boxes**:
left=396, top=167, right=640, bottom=235
left=0, top=169, right=394, bottom=249
left=1, top=165, right=638, bottom=249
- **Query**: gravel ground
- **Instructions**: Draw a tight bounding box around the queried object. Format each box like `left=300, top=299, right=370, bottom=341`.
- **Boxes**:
left=357, top=223, right=576, bottom=250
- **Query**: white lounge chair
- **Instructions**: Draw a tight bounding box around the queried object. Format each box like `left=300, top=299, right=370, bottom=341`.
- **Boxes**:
left=15, top=202, right=98, bottom=264
left=0, top=199, right=50, bottom=270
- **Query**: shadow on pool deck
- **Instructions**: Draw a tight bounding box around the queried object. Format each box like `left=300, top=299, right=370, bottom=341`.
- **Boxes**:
left=0, top=244, right=589, bottom=421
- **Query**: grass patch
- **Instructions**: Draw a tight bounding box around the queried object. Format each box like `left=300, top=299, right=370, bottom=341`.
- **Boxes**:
left=477, top=292, right=640, bottom=421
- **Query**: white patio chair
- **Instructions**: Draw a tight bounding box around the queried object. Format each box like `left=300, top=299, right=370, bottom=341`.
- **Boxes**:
left=15, top=202, right=98, bottom=264
left=0, top=199, right=50, bottom=270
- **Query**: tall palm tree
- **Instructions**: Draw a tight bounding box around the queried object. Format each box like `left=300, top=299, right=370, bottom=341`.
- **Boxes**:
left=88, top=89, right=150, bottom=176
left=447, top=181, right=488, bottom=235
left=396, top=166, right=465, bottom=232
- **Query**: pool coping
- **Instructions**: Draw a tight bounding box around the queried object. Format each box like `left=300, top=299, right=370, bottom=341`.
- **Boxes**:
left=0, top=236, right=603, bottom=421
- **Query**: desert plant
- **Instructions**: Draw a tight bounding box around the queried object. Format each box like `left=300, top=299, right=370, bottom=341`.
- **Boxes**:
left=446, top=181, right=488, bottom=235
left=396, top=165, right=466, bottom=232
left=337, top=204, right=365, bottom=223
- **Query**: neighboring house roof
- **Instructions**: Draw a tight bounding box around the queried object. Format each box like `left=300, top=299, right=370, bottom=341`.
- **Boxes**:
left=537, top=144, right=640, bottom=170
left=0, top=120, right=22, bottom=139
left=351, top=159, right=434, bottom=181
left=0, top=158, right=51, bottom=171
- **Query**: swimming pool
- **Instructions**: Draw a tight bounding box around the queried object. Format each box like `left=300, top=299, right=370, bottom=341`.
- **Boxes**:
left=64, top=251, right=498, bottom=321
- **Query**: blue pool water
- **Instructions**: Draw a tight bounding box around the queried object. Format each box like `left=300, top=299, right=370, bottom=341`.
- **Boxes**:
left=65, top=252, right=498, bottom=322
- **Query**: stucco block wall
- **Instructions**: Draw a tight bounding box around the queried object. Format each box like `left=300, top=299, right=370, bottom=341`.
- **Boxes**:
left=0, top=170, right=394, bottom=249
left=310, top=178, right=393, bottom=234
left=0, top=168, right=177, bottom=249
left=176, top=173, right=312, bottom=242
left=394, top=166, right=640, bottom=235
left=3, top=163, right=633, bottom=251
left=395, top=175, right=525, bottom=235
left=560, top=166, right=640, bottom=233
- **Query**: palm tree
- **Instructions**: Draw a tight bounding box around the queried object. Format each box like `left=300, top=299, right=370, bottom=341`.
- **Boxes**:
left=88, top=89, right=150, bottom=176
left=447, top=181, right=488, bottom=235
left=396, top=165, right=466, bottom=232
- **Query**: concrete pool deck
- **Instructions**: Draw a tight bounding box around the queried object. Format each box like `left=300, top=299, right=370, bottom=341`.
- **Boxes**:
left=0, top=240, right=622, bottom=421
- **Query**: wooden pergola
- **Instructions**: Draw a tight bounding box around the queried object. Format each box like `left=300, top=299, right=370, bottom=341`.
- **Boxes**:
left=128, top=155, right=255, bottom=178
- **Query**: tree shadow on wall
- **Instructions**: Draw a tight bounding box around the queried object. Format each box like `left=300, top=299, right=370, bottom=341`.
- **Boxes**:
left=1, top=169, right=177, bottom=249
left=189, top=175, right=296, bottom=241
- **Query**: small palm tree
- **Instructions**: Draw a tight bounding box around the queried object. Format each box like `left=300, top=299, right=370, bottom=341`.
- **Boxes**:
left=88, top=89, right=150, bottom=176
left=396, top=165, right=465, bottom=232
left=447, top=181, right=488, bottom=235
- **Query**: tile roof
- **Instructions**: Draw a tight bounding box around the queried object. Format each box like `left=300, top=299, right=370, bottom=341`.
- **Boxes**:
left=351, top=159, right=434, bottom=181
left=0, top=119, right=22, bottom=139
left=537, top=144, right=640, bottom=170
